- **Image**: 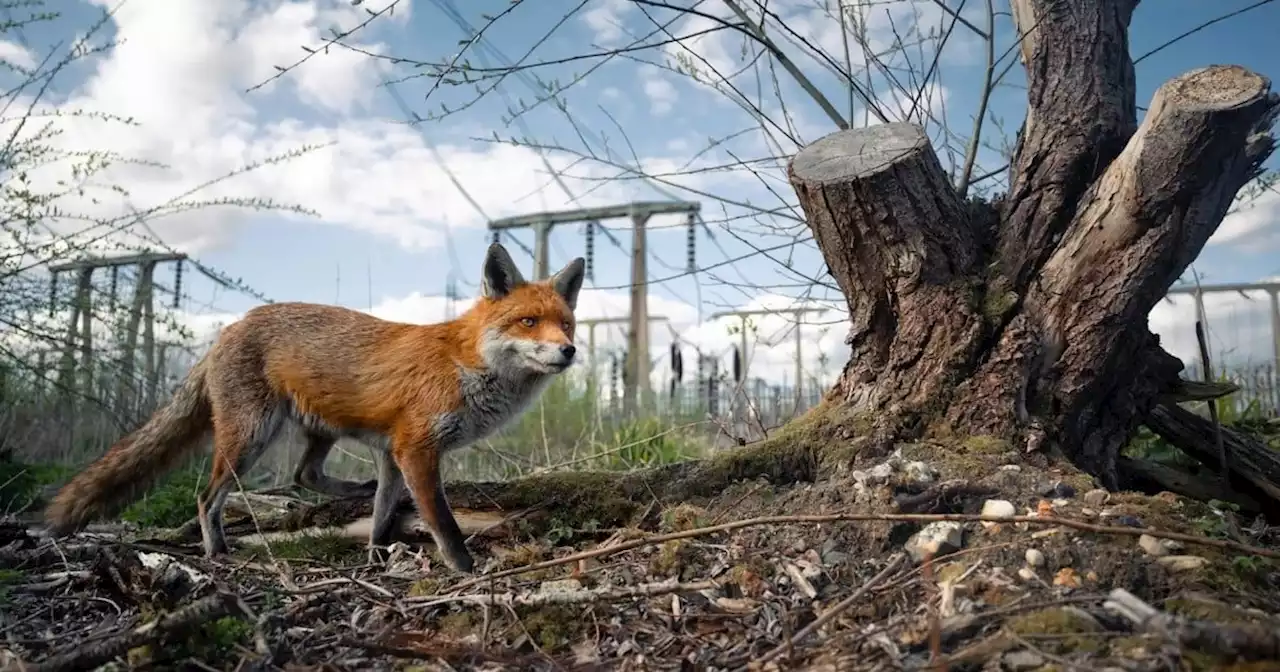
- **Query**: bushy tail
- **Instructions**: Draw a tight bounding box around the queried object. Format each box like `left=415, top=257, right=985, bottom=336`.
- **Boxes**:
left=45, top=357, right=214, bottom=535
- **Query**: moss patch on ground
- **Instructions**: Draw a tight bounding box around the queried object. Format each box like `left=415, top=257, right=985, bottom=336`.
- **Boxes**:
left=237, top=529, right=365, bottom=564
left=0, top=568, right=22, bottom=605
left=515, top=604, right=589, bottom=653
left=1008, top=607, right=1106, bottom=655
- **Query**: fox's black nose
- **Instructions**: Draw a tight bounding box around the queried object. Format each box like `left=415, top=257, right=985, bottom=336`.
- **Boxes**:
left=560, top=344, right=577, bottom=360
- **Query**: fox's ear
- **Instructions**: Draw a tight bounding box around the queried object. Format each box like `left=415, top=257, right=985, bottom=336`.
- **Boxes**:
left=550, top=257, right=586, bottom=310
left=481, top=242, right=526, bottom=299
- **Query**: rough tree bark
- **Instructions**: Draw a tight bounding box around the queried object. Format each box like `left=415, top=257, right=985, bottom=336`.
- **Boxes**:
left=790, top=1, right=1278, bottom=494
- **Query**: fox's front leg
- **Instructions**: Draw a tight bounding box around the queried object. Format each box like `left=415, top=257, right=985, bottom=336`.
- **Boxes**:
left=390, top=428, right=474, bottom=573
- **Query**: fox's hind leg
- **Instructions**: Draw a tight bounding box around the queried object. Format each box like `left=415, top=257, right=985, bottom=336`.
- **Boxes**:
left=292, top=432, right=378, bottom=498
left=198, top=402, right=285, bottom=557
left=367, top=449, right=404, bottom=564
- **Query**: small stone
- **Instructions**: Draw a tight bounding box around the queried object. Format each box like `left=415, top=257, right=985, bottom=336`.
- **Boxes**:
left=1041, top=481, right=1077, bottom=498
left=1113, top=515, right=1143, bottom=528
left=1138, top=534, right=1168, bottom=557
left=999, top=464, right=1022, bottom=472
left=1052, top=498, right=1070, bottom=507
left=539, top=578, right=585, bottom=595
left=1017, top=566, right=1038, bottom=581
left=905, top=521, right=965, bottom=563
left=851, top=470, right=869, bottom=485
left=1083, top=488, right=1110, bottom=507
left=869, top=462, right=896, bottom=483
left=822, top=550, right=849, bottom=566
left=1053, top=567, right=1082, bottom=589
left=980, top=499, right=1016, bottom=528
left=1004, top=650, right=1044, bottom=671
left=903, top=460, right=937, bottom=484
left=1158, top=555, right=1209, bottom=572
left=1024, top=549, right=1045, bottom=567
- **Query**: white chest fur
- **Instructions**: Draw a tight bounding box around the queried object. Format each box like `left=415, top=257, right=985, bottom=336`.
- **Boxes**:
left=432, top=368, right=552, bottom=451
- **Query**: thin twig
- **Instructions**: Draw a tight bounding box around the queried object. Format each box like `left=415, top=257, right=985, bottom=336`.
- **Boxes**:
left=717, top=0, right=855, bottom=128
left=1195, top=319, right=1230, bottom=480
left=750, top=553, right=907, bottom=668
left=956, top=0, right=996, bottom=197
left=407, top=577, right=720, bottom=609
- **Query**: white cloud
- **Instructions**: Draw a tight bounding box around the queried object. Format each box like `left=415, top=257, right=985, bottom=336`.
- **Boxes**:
left=1209, top=189, right=1280, bottom=251
left=236, top=0, right=393, bottom=114
left=582, top=0, right=633, bottom=46
left=885, top=81, right=950, bottom=124
left=0, top=39, right=37, bottom=71
left=3, top=0, right=710, bottom=261
left=1149, top=281, right=1280, bottom=371
left=667, top=294, right=848, bottom=388
left=644, top=76, right=678, bottom=116
left=659, top=5, right=740, bottom=87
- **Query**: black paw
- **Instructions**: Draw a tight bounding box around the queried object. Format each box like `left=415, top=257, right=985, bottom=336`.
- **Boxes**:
left=367, top=544, right=391, bottom=565
left=443, top=546, right=475, bottom=574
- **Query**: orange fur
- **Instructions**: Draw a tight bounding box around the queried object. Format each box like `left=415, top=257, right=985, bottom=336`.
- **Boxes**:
left=44, top=244, right=585, bottom=573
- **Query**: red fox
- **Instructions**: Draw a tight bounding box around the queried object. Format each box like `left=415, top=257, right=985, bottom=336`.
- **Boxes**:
left=44, top=243, right=585, bottom=573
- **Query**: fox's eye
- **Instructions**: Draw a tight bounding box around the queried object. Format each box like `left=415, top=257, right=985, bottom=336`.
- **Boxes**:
left=562, top=321, right=571, bottom=332
left=520, top=317, right=536, bottom=328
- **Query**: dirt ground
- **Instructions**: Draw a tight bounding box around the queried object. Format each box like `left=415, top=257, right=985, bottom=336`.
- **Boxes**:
left=3, top=435, right=1280, bottom=671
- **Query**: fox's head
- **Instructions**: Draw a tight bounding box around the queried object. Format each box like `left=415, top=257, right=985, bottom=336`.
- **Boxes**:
left=474, top=242, right=586, bottom=376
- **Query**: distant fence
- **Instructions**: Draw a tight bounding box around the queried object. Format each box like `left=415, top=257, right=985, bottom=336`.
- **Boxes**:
left=585, top=372, right=827, bottom=444
left=1183, top=361, right=1279, bottom=419
left=1162, top=281, right=1280, bottom=420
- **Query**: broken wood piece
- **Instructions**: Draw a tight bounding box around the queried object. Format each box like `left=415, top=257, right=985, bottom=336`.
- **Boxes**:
left=1160, top=378, right=1241, bottom=404
left=1105, top=588, right=1280, bottom=662
left=1115, top=455, right=1262, bottom=513
left=1146, top=402, right=1280, bottom=515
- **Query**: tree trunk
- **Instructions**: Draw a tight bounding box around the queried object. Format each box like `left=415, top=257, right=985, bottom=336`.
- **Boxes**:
left=788, top=0, right=1278, bottom=492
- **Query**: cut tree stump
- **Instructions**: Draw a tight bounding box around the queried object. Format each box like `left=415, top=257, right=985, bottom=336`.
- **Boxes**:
left=787, top=121, right=984, bottom=426
left=789, top=54, right=1278, bottom=492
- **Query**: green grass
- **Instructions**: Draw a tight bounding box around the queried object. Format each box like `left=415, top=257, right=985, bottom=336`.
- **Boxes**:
left=0, top=453, right=74, bottom=514
left=0, top=568, right=22, bottom=605
left=117, top=461, right=210, bottom=529
left=441, top=372, right=713, bottom=481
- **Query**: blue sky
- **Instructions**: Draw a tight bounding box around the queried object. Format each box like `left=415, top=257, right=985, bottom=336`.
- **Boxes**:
left=6, top=0, right=1280, bottom=383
